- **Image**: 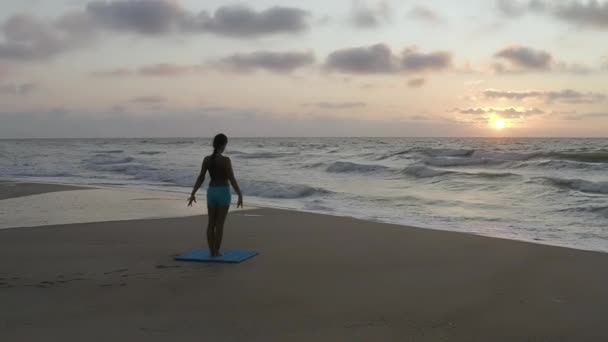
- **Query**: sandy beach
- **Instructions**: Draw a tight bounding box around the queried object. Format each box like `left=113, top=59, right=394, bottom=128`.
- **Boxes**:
left=1, top=182, right=608, bottom=341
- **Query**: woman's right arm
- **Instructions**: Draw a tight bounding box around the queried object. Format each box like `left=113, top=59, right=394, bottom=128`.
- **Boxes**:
left=227, top=158, right=243, bottom=208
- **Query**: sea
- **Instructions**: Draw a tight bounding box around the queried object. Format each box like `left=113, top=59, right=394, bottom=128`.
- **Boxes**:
left=1, top=138, right=607, bottom=252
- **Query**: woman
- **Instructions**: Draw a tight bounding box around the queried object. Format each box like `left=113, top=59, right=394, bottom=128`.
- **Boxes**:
left=188, top=134, right=243, bottom=257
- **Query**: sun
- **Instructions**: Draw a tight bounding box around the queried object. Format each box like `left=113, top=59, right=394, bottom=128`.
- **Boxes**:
left=493, top=118, right=506, bottom=130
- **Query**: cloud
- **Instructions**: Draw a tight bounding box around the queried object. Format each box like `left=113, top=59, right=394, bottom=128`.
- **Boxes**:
left=497, top=1, right=608, bottom=29
left=86, top=0, right=183, bottom=35
left=407, top=78, right=426, bottom=88
left=0, top=13, right=93, bottom=61
left=215, top=51, right=315, bottom=73
left=91, top=63, right=202, bottom=77
left=454, top=107, right=545, bottom=118
left=402, top=48, right=452, bottom=71
left=408, top=6, right=443, bottom=23
left=496, top=0, right=546, bottom=17
left=494, top=45, right=552, bottom=70
left=563, top=112, right=608, bottom=120
left=482, top=88, right=606, bottom=103
left=324, top=44, right=399, bottom=74
left=0, top=82, right=38, bottom=95
left=350, top=0, right=390, bottom=28
left=1, top=2, right=312, bottom=62
left=182, top=4, right=311, bottom=37
left=307, top=101, right=367, bottom=109
left=553, top=1, right=608, bottom=28
left=324, top=44, right=453, bottom=74
left=129, top=95, right=166, bottom=104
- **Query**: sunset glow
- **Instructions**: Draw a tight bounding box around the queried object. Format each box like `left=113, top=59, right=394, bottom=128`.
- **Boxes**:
left=494, top=118, right=506, bottom=130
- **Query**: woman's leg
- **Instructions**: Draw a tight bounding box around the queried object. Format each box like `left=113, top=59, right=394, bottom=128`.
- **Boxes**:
left=207, top=205, right=217, bottom=255
left=213, top=206, right=230, bottom=256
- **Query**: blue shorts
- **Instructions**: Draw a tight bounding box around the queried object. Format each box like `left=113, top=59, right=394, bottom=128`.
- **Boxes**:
left=207, top=186, right=231, bottom=207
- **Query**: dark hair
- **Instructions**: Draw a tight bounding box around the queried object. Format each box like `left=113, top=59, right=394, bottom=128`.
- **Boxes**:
left=210, top=133, right=228, bottom=172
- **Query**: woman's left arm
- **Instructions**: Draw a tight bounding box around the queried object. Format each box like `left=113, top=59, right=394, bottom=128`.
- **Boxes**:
left=188, top=158, right=207, bottom=206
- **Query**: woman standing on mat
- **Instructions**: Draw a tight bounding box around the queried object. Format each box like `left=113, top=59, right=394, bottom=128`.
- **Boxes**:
left=188, top=133, right=243, bottom=257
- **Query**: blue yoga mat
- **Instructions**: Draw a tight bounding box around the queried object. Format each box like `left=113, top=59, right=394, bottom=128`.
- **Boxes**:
left=175, top=249, right=258, bottom=263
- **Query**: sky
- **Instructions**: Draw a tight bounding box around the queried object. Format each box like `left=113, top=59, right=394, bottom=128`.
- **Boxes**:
left=0, top=0, right=607, bottom=138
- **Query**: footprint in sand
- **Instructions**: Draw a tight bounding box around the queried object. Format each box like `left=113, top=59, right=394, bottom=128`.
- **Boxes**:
left=156, top=264, right=181, bottom=269
left=104, top=268, right=129, bottom=275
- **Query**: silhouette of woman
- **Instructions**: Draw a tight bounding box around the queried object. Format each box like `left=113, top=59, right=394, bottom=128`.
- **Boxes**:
left=188, top=134, right=243, bottom=257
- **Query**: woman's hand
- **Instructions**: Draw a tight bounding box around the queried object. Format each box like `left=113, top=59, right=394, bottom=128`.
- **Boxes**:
left=237, top=194, right=243, bottom=208
left=187, top=194, right=196, bottom=207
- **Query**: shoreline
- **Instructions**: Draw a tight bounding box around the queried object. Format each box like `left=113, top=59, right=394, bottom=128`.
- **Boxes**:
left=1, top=177, right=606, bottom=254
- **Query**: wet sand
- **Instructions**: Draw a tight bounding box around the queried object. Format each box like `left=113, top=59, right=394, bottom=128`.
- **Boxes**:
left=0, top=181, right=88, bottom=200
left=1, top=182, right=608, bottom=341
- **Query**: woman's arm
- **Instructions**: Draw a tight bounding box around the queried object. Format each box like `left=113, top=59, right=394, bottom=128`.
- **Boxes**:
left=227, top=158, right=243, bottom=208
left=188, top=158, right=207, bottom=206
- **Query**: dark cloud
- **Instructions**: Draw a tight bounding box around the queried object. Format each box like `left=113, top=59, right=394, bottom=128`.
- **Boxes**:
left=553, top=1, right=608, bottom=28
left=408, top=6, right=443, bottom=23
left=350, top=1, right=390, bottom=28
left=497, top=1, right=608, bottom=29
left=407, top=78, right=426, bottom=88
left=454, top=107, right=544, bottom=118
left=494, top=45, right=552, bottom=70
left=0, top=82, right=38, bottom=95
left=86, top=0, right=183, bottom=35
left=0, top=13, right=92, bottom=61
left=130, top=95, right=166, bottom=104
left=402, top=48, right=452, bottom=71
left=325, top=44, right=398, bottom=74
left=483, top=88, right=606, bottom=103
left=496, top=0, right=545, bottom=17
left=216, top=51, right=315, bottom=73
left=325, top=44, right=453, bottom=74
left=1, top=2, right=311, bottom=63
left=182, top=5, right=310, bottom=37
left=309, top=101, right=367, bottom=109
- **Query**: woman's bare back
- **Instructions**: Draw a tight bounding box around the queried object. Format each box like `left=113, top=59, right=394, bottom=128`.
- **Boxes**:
left=205, top=155, right=230, bottom=186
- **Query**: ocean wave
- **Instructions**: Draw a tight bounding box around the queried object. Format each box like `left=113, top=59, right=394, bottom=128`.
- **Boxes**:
left=544, top=177, right=608, bottom=195
left=557, top=206, right=608, bottom=218
left=138, top=151, right=164, bottom=155
left=423, top=157, right=505, bottom=167
left=545, top=152, right=608, bottom=164
left=88, top=156, right=135, bottom=165
left=326, top=161, right=389, bottom=173
left=233, top=152, right=297, bottom=159
left=402, top=165, right=453, bottom=178
left=403, top=165, right=518, bottom=179
left=241, top=180, right=329, bottom=199
left=518, top=159, right=607, bottom=170
left=421, top=148, right=474, bottom=157
left=93, top=150, right=124, bottom=154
